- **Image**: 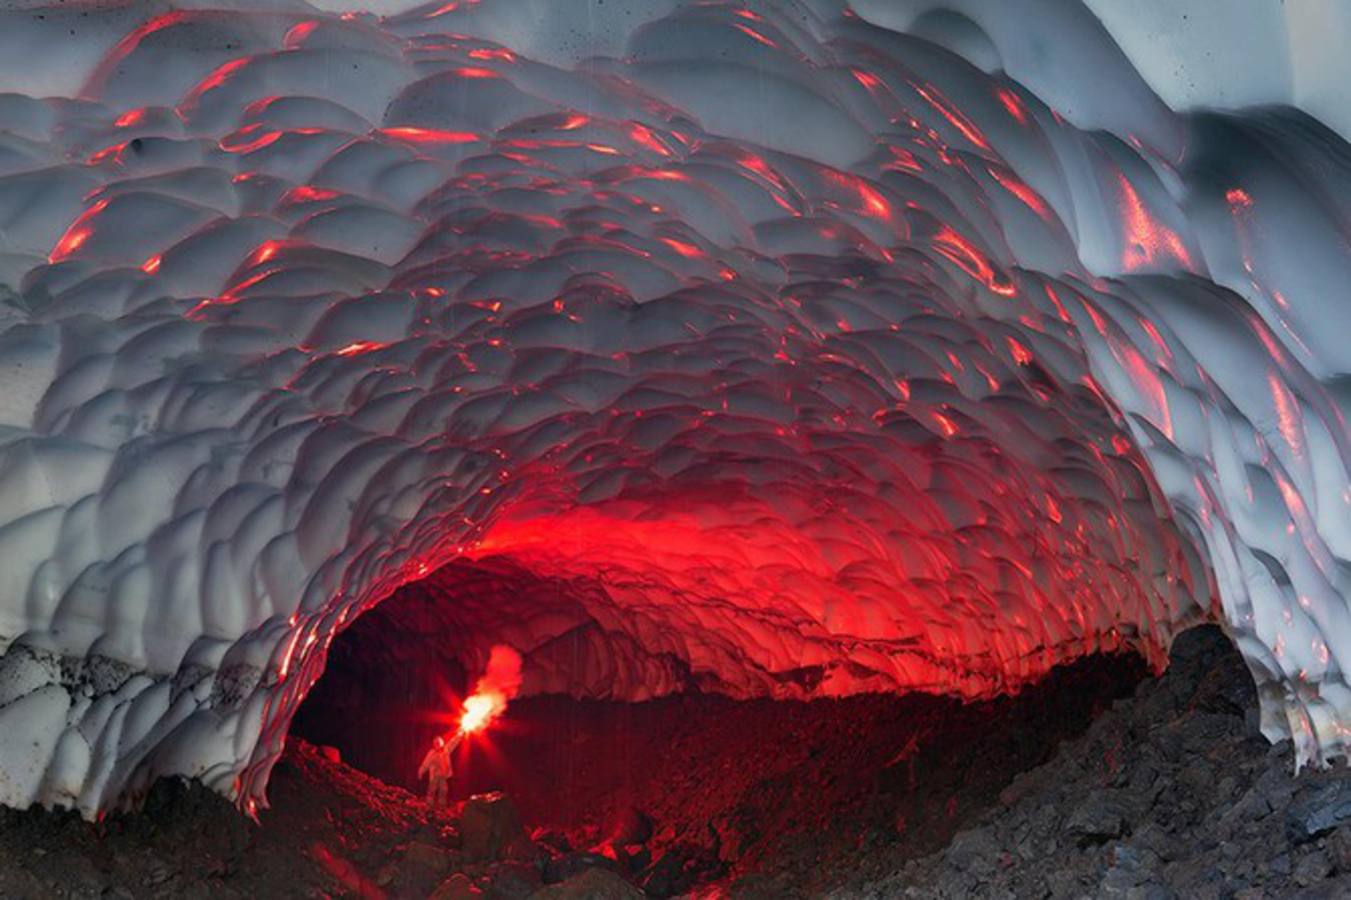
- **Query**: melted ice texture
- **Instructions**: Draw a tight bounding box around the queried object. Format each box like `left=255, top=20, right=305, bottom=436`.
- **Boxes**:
left=0, top=0, right=1347, bottom=817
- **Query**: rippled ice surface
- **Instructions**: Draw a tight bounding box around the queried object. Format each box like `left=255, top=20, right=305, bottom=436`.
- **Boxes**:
left=0, top=0, right=1346, bottom=817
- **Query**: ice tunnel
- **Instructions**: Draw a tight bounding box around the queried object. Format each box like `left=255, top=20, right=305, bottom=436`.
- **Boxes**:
left=0, top=0, right=1347, bottom=819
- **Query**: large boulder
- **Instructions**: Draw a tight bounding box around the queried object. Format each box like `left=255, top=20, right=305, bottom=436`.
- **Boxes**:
left=485, top=862, right=542, bottom=899
left=390, top=840, right=460, bottom=896
left=638, top=842, right=725, bottom=898
left=607, top=807, right=653, bottom=847
left=1287, top=782, right=1351, bottom=843
left=431, top=873, right=482, bottom=899
left=461, top=793, right=534, bottom=862
left=529, top=867, right=643, bottom=899
left=542, top=852, right=621, bottom=885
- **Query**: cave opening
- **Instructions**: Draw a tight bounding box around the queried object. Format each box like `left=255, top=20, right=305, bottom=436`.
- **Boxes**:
left=289, top=556, right=1157, bottom=891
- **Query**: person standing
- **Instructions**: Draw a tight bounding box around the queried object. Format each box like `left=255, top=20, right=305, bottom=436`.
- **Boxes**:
left=418, top=731, right=463, bottom=808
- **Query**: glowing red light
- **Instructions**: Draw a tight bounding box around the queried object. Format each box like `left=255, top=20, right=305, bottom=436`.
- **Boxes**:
left=453, top=66, right=500, bottom=79
left=933, top=225, right=1015, bottom=296
left=630, top=167, right=690, bottom=182
left=913, top=82, right=991, bottom=151
left=1118, top=342, right=1173, bottom=439
left=1225, top=187, right=1253, bottom=210
left=883, top=146, right=923, bottom=174
left=88, top=141, right=132, bottom=165
left=1116, top=173, right=1193, bottom=271
left=284, top=20, right=320, bottom=49
left=659, top=237, right=705, bottom=259
left=335, top=341, right=389, bottom=358
left=186, top=57, right=251, bottom=104
left=379, top=126, right=481, bottom=145
left=468, top=47, right=516, bottom=62
left=459, top=693, right=497, bottom=734
left=996, top=88, right=1028, bottom=125
left=1006, top=336, right=1033, bottom=366
left=282, top=185, right=341, bottom=205
left=989, top=167, right=1053, bottom=221
left=49, top=198, right=109, bottom=263
left=733, top=23, right=778, bottom=48
left=735, top=152, right=788, bottom=193
left=824, top=170, right=892, bottom=221
left=852, top=69, right=884, bottom=93
left=250, top=240, right=289, bottom=265
left=628, top=122, right=671, bottom=156
left=219, top=125, right=284, bottom=155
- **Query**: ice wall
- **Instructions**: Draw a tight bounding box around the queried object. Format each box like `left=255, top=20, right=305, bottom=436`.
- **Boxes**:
left=0, top=0, right=1345, bottom=817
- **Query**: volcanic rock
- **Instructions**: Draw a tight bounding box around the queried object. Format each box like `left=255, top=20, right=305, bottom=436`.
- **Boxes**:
left=432, top=872, right=483, bottom=899
left=529, top=866, right=643, bottom=899
left=461, top=793, right=532, bottom=861
left=542, top=851, right=621, bottom=885
left=1287, top=782, right=1351, bottom=843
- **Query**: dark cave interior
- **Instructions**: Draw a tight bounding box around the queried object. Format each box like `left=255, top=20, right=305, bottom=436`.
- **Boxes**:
left=289, top=561, right=1155, bottom=889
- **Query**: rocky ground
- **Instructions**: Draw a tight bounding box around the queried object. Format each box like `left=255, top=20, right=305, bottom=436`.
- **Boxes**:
left=849, top=627, right=1351, bottom=899
left=1, top=627, right=1348, bottom=898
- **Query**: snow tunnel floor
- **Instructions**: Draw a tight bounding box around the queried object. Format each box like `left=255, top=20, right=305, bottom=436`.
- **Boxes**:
left=3, top=627, right=1351, bottom=898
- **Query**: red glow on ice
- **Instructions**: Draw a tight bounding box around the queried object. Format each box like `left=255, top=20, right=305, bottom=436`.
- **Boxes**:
left=659, top=237, right=705, bottom=259
left=996, top=88, right=1028, bottom=125
left=933, top=225, right=1016, bottom=296
left=472, top=46, right=518, bottom=62
left=468, top=47, right=517, bottom=62
left=732, top=23, right=778, bottom=48
left=852, top=69, right=884, bottom=93
left=219, top=124, right=326, bottom=156
left=1006, top=336, right=1033, bottom=366
left=88, top=141, right=132, bottom=166
left=453, top=66, right=501, bottom=79
left=282, top=185, right=342, bottom=205
left=989, top=167, right=1053, bottom=221
left=932, top=411, right=959, bottom=437
left=883, top=146, right=923, bottom=174
left=1226, top=188, right=1253, bottom=211
left=284, top=20, right=320, bottom=49
left=186, top=58, right=252, bottom=104
left=379, top=126, right=481, bottom=145
left=1119, top=342, right=1173, bottom=439
left=824, top=170, right=893, bottom=221
left=628, top=122, right=671, bottom=156
left=1116, top=173, right=1193, bottom=271
left=734, top=151, right=788, bottom=193
left=49, top=198, right=109, bottom=262
left=913, top=82, right=991, bottom=151
left=84, top=11, right=192, bottom=98
left=250, top=240, right=291, bottom=265
left=335, top=341, right=390, bottom=358
left=627, top=166, right=690, bottom=183
left=1268, top=369, right=1304, bottom=458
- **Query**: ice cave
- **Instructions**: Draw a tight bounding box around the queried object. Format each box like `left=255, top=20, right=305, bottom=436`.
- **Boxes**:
left=0, top=0, right=1349, bottom=896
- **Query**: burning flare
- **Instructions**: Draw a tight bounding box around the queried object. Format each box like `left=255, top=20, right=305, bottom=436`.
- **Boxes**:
left=458, top=645, right=523, bottom=735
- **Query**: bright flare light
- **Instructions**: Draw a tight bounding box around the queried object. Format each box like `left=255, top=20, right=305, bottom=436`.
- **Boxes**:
left=459, top=692, right=501, bottom=734
left=454, top=645, right=524, bottom=735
